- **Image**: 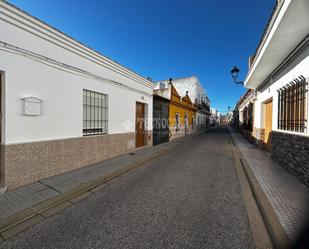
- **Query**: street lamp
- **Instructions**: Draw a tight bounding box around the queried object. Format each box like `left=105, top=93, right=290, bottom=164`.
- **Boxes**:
left=230, top=66, right=243, bottom=85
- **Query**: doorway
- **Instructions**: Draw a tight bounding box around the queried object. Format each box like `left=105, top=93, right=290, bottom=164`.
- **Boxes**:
left=136, top=102, right=145, bottom=148
left=184, top=114, right=188, bottom=134
left=264, top=99, right=273, bottom=150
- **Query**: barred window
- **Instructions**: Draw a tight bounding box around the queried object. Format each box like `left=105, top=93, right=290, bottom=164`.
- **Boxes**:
left=278, top=76, right=308, bottom=132
left=83, top=89, right=108, bottom=136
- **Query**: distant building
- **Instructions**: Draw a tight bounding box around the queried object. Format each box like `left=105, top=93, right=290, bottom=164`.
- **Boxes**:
left=210, top=108, right=219, bottom=126
left=233, top=89, right=256, bottom=143
left=156, top=76, right=211, bottom=131
left=154, top=78, right=197, bottom=140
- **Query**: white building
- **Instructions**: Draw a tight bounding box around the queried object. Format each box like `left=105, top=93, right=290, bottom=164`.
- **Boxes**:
left=157, top=76, right=211, bottom=129
left=210, top=108, right=218, bottom=126
left=0, top=1, right=154, bottom=189
left=244, top=0, right=309, bottom=186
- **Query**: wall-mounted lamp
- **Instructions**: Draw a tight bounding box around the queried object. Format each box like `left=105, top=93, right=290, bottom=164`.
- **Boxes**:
left=230, top=66, right=244, bottom=85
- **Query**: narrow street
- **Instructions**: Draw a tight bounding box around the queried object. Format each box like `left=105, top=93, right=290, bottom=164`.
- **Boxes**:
left=0, top=127, right=253, bottom=249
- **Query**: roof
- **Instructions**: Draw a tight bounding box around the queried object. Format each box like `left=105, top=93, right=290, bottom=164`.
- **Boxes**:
left=250, top=1, right=279, bottom=68
left=1, top=0, right=154, bottom=88
left=244, top=0, right=309, bottom=89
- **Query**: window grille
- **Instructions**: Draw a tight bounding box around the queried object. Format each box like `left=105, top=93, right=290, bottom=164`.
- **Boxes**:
left=277, top=76, right=308, bottom=132
left=83, top=89, right=108, bottom=135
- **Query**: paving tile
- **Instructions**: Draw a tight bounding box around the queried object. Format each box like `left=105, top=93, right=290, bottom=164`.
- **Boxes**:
left=25, top=187, right=58, bottom=204
left=13, top=182, right=47, bottom=196
left=231, top=129, right=309, bottom=241
left=42, top=179, right=81, bottom=193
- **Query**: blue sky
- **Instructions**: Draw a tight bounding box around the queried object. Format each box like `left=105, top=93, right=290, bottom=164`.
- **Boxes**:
left=9, top=0, right=274, bottom=113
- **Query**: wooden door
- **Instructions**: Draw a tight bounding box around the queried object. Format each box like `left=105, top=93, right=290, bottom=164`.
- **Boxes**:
left=136, top=102, right=145, bottom=148
left=264, top=100, right=273, bottom=148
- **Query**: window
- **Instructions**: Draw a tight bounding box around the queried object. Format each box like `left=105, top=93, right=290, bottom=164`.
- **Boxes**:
left=278, top=76, right=308, bottom=132
left=175, top=113, right=180, bottom=131
left=184, top=114, right=188, bottom=128
left=83, top=89, right=108, bottom=135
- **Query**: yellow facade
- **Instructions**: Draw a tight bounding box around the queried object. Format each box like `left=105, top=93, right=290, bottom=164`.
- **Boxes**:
left=169, top=84, right=197, bottom=137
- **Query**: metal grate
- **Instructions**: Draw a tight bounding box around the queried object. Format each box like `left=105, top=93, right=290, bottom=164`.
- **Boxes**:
left=277, top=76, right=308, bottom=132
left=83, top=89, right=108, bottom=136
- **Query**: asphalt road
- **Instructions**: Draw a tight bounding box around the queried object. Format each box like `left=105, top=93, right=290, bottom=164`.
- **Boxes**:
left=0, top=127, right=253, bottom=249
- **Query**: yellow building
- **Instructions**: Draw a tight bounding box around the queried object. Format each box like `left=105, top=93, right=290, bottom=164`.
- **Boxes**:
left=169, top=83, right=197, bottom=139
left=154, top=78, right=197, bottom=140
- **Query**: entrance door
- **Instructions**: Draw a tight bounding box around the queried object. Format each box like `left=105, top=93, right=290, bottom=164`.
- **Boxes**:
left=136, top=102, right=145, bottom=148
left=153, top=98, right=169, bottom=146
left=264, top=99, right=273, bottom=149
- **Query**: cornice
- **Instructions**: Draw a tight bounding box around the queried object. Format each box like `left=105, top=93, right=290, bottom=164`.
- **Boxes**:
left=0, top=41, right=152, bottom=96
left=257, top=34, right=309, bottom=92
left=245, top=0, right=285, bottom=83
left=0, top=1, right=154, bottom=89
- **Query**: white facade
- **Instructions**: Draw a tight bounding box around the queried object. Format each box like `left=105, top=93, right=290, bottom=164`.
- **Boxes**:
left=155, top=76, right=210, bottom=126
left=0, top=2, right=155, bottom=189
left=0, top=1, right=154, bottom=145
left=210, top=108, right=220, bottom=125
left=245, top=0, right=309, bottom=137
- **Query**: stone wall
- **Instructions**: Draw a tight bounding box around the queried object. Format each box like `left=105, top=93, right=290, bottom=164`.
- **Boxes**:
left=4, top=131, right=152, bottom=189
left=271, top=131, right=309, bottom=187
left=253, top=127, right=265, bottom=144
left=241, top=127, right=265, bottom=148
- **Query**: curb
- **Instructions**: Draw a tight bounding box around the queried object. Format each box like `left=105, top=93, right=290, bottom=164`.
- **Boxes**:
left=229, top=128, right=290, bottom=249
left=0, top=132, right=200, bottom=241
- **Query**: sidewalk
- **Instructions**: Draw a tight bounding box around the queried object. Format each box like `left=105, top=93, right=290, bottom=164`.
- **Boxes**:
left=229, top=127, right=309, bottom=243
left=0, top=132, right=199, bottom=240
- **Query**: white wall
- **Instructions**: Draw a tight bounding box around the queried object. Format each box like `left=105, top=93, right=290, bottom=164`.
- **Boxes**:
left=254, top=49, right=309, bottom=136
left=196, top=112, right=206, bottom=125
left=0, top=4, right=153, bottom=144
